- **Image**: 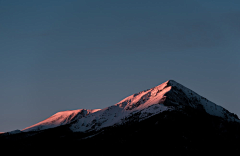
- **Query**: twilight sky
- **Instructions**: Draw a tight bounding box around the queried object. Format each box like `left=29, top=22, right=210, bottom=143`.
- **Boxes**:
left=0, top=0, right=240, bottom=132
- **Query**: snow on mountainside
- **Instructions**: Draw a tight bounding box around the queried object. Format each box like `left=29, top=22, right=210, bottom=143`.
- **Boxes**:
left=70, top=80, right=239, bottom=132
left=22, top=109, right=100, bottom=132
left=166, top=80, right=239, bottom=122
left=21, top=80, right=240, bottom=133
left=70, top=80, right=173, bottom=132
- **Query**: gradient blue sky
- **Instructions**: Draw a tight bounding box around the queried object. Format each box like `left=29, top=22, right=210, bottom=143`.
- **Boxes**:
left=1, top=0, right=240, bottom=132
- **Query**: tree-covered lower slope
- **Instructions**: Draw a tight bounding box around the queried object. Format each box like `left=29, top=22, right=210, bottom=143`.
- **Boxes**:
left=1, top=106, right=240, bottom=156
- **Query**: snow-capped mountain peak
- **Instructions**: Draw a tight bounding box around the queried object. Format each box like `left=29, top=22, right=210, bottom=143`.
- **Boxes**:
left=21, top=80, right=239, bottom=133
left=70, top=80, right=239, bottom=132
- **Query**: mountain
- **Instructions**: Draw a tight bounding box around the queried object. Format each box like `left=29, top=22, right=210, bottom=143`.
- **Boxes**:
left=20, top=80, right=240, bottom=133
left=1, top=80, right=240, bottom=155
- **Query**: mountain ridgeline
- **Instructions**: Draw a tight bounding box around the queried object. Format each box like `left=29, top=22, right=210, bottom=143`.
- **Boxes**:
left=1, top=80, right=240, bottom=155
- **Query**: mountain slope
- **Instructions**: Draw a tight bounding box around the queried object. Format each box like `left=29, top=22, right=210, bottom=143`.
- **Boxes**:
left=70, top=80, right=173, bottom=132
left=165, top=80, right=239, bottom=121
left=22, top=109, right=100, bottom=132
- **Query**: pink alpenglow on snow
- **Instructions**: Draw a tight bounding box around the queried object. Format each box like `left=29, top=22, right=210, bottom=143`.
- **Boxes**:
left=22, top=109, right=101, bottom=132
left=70, top=80, right=174, bottom=132
left=70, top=80, right=240, bottom=132
left=22, top=80, right=173, bottom=133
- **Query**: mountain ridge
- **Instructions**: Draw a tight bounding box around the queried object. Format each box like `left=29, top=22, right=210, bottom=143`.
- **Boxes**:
left=22, top=109, right=101, bottom=132
left=19, top=80, right=239, bottom=134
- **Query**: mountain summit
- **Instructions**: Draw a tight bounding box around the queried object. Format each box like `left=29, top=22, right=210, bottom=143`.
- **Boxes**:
left=21, top=80, right=239, bottom=133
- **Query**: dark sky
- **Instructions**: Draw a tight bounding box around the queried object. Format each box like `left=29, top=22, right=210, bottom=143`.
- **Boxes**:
left=1, top=0, right=240, bottom=132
